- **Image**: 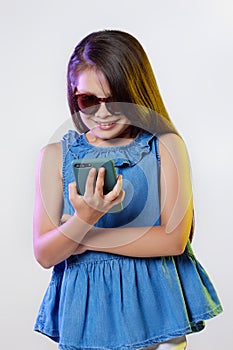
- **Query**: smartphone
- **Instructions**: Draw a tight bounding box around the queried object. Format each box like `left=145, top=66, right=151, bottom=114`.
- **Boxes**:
left=72, top=158, right=123, bottom=212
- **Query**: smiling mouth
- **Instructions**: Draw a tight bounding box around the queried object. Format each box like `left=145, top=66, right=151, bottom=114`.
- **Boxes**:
left=94, top=120, right=119, bottom=125
left=91, top=121, right=120, bottom=131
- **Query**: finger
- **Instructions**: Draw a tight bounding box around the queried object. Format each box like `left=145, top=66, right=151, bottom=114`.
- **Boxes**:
left=119, top=189, right=125, bottom=202
left=60, top=214, right=72, bottom=223
left=105, top=174, right=123, bottom=201
left=113, top=174, right=123, bottom=197
left=110, top=189, right=125, bottom=205
left=95, top=167, right=105, bottom=196
left=85, top=167, right=96, bottom=196
left=69, top=181, right=79, bottom=202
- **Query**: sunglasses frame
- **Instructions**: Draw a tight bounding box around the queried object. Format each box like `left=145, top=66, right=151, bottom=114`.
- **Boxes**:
left=73, top=91, right=121, bottom=116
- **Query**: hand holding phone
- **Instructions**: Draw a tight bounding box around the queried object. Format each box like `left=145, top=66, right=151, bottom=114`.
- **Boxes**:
left=72, top=158, right=123, bottom=213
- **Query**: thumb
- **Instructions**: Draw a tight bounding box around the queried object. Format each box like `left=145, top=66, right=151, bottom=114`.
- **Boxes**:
left=68, top=181, right=80, bottom=203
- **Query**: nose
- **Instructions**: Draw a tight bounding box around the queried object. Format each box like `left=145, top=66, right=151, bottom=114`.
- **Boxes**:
left=95, top=101, right=111, bottom=119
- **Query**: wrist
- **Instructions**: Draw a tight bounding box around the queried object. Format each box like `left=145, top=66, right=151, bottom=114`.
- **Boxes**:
left=74, top=202, right=103, bottom=226
left=59, top=214, right=93, bottom=244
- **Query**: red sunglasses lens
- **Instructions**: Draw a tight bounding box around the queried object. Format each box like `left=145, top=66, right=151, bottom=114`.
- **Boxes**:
left=105, top=101, right=121, bottom=115
left=77, top=95, right=99, bottom=114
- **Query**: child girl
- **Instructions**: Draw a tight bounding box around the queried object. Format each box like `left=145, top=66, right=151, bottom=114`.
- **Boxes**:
left=33, top=30, right=222, bottom=350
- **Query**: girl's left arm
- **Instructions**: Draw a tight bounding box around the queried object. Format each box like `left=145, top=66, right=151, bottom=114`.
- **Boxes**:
left=75, top=133, right=193, bottom=257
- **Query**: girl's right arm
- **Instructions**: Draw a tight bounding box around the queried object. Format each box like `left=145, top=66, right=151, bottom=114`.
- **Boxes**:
left=33, top=143, right=86, bottom=269
left=33, top=142, right=124, bottom=269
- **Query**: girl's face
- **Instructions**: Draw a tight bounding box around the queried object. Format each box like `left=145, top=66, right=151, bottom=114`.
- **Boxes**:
left=75, top=69, right=131, bottom=142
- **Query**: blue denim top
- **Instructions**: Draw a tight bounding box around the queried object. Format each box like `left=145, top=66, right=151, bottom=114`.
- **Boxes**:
left=61, top=130, right=161, bottom=228
left=34, top=130, right=223, bottom=350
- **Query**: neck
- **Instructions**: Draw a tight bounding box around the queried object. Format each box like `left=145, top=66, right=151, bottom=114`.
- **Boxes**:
left=85, top=126, right=139, bottom=147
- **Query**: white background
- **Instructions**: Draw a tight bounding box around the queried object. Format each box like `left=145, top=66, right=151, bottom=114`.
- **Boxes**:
left=0, top=0, right=232, bottom=349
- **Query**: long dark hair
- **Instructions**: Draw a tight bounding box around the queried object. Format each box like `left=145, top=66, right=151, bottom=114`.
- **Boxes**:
left=67, top=30, right=178, bottom=136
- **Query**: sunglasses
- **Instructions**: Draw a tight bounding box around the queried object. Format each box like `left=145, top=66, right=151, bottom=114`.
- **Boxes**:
left=73, top=92, right=122, bottom=115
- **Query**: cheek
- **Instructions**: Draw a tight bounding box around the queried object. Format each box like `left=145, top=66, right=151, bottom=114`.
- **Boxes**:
left=121, top=117, right=131, bottom=126
left=80, top=114, right=92, bottom=125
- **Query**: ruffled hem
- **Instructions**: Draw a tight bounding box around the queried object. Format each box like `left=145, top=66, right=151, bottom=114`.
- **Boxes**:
left=63, top=130, right=155, bottom=166
left=34, top=243, right=223, bottom=349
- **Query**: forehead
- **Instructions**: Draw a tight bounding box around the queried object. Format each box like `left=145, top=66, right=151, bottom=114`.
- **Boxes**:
left=75, top=68, right=111, bottom=96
